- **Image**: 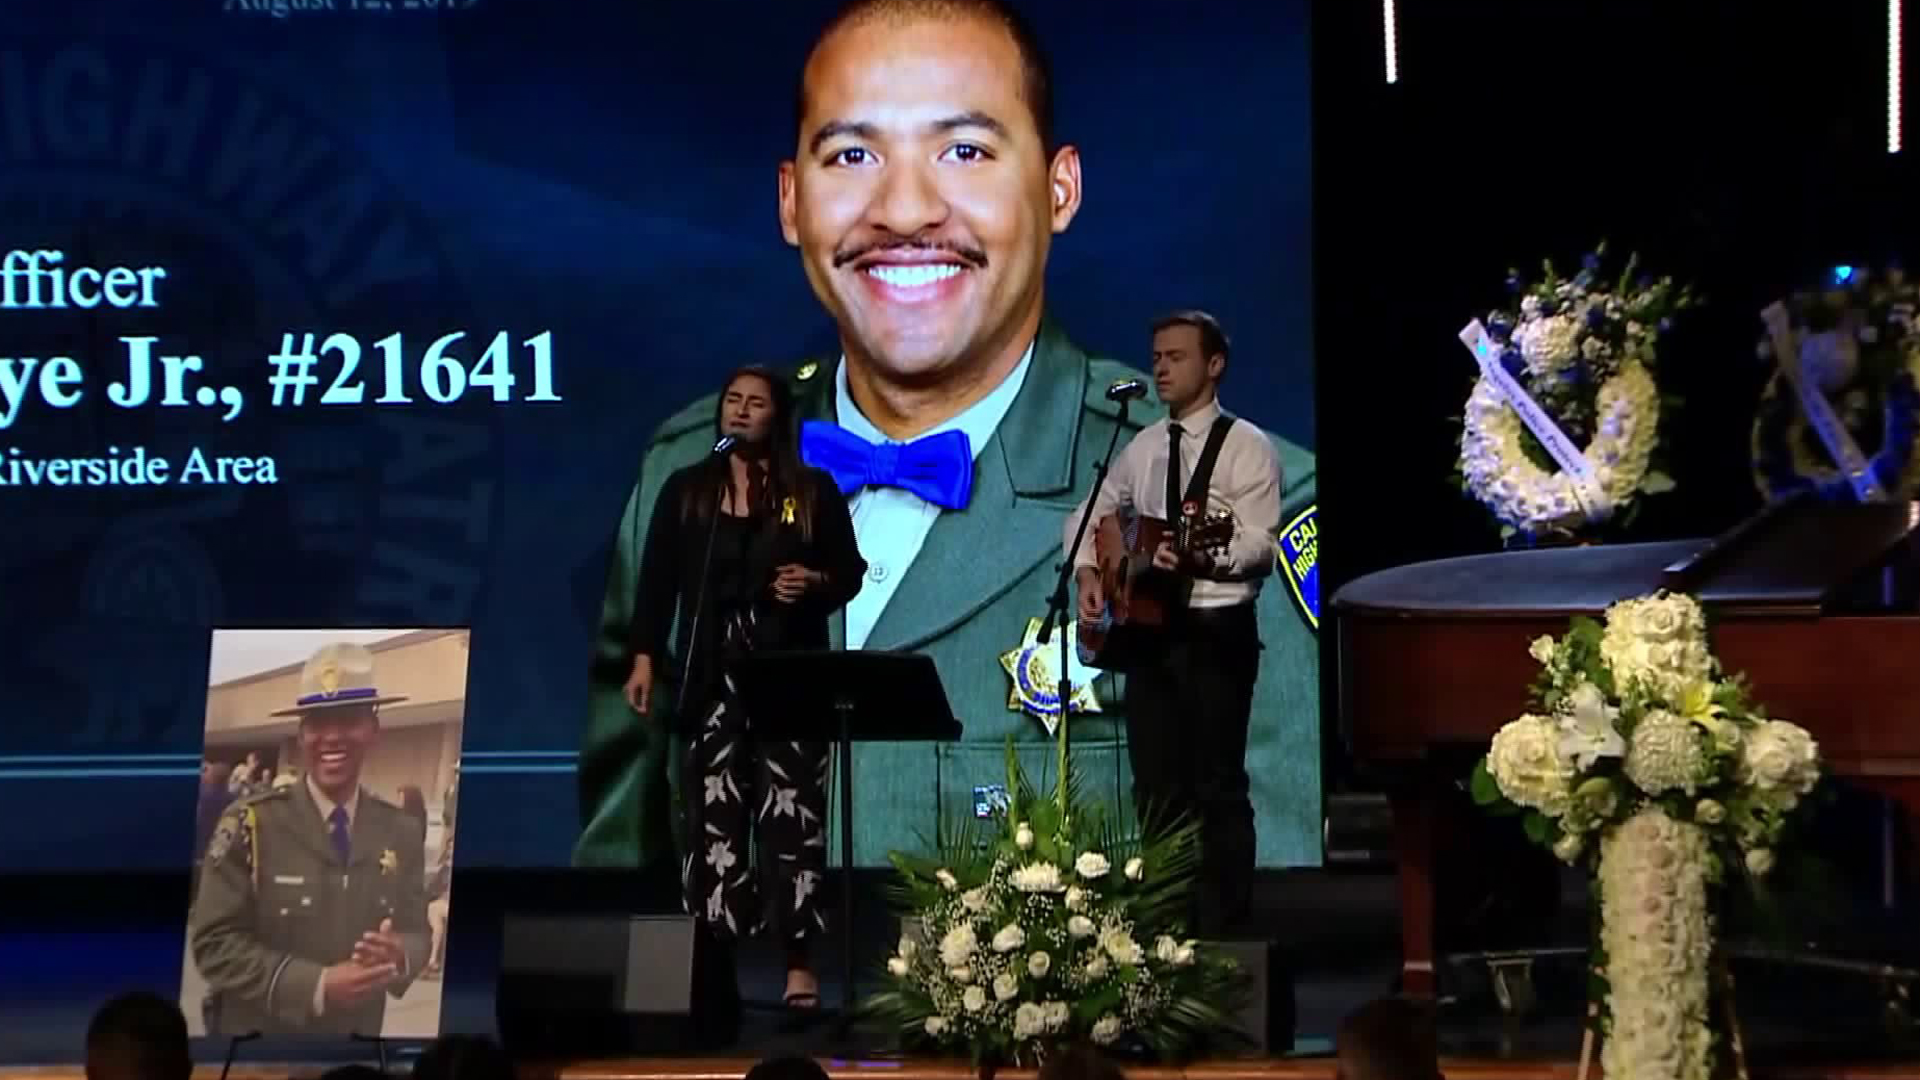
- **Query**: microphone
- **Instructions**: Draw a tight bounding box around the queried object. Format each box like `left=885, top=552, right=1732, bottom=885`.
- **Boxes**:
left=1105, top=379, right=1148, bottom=402
left=711, top=435, right=737, bottom=455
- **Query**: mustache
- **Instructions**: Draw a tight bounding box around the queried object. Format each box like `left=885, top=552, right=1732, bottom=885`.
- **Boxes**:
left=832, top=238, right=988, bottom=270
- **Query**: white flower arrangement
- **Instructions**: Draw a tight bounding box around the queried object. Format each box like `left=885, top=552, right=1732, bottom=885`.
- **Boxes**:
left=1599, top=807, right=1715, bottom=1080
left=1472, top=589, right=1822, bottom=1079
left=1457, top=246, right=1696, bottom=541
left=868, top=741, right=1241, bottom=1065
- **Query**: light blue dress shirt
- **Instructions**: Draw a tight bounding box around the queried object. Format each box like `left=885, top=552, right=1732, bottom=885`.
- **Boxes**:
left=833, top=341, right=1035, bottom=649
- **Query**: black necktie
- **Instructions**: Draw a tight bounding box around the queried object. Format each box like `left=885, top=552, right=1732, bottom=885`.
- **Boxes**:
left=1166, top=422, right=1185, bottom=525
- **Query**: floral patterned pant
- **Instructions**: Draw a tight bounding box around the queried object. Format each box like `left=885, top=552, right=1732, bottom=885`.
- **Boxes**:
left=680, top=687, right=831, bottom=943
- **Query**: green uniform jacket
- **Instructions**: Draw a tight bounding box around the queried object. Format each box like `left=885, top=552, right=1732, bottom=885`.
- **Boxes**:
left=190, top=785, right=431, bottom=1036
left=576, top=319, right=1320, bottom=870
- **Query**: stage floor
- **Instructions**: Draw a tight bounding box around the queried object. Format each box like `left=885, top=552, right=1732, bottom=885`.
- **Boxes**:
left=3, top=1059, right=1920, bottom=1080
left=2, top=867, right=1915, bottom=1074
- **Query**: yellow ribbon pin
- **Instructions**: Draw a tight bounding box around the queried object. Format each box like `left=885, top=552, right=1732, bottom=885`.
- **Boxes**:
left=782, top=497, right=796, bottom=525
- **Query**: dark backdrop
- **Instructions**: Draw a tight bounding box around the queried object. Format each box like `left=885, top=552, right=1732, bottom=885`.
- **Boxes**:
left=1313, top=0, right=1915, bottom=787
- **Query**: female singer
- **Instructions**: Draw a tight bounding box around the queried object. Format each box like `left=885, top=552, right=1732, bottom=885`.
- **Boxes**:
left=622, top=365, right=865, bottom=1014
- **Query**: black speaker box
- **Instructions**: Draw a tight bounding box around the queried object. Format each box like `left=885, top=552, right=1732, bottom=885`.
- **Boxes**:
left=1209, top=938, right=1295, bottom=1056
left=496, top=914, right=726, bottom=1057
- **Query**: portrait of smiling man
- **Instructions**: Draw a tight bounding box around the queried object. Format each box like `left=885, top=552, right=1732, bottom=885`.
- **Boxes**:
left=578, top=0, right=1319, bottom=887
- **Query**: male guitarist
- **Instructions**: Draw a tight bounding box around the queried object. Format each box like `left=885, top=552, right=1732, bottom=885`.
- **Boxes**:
left=1067, top=310, right=1283, bottom=936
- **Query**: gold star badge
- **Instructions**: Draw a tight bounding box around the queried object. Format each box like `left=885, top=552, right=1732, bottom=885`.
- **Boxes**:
left=999, top=617, right=1102, bottom=735
left=379, top=849, right=398, bottom=876
left=796, top=361, right=819, bottom=382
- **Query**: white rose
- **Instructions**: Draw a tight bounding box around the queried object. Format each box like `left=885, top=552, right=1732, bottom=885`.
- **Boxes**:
left=1694, top=799, right=1726, bottom=825
left=1552, top=833, right=1585, bottom=864
left=992, top=924, right=1026, bottom=953
left=961, top=886, right=989, bottom=913
left=938, top=925, right=977, bottom=967
left=887, top=957, right=909, bottom=977
left=1091, top=1015, right=1123, bottom=1045
left=963, top=986, right=987, bottom=1012
left=1155, top=934, right=1179, bottom=963
left=1015, top=822, right=1034, bottom=849
left=1635, top=599, right=1683, bottom=640
left=949, top=966, right=973, bottom=984
left=1742, top=719, right=1821, bottom=794
left=1075, top=852, right=1112, bottom=879
left=1013, top=1002, right=1044, bottom=1039
left=1068, top=915, right=1096, bottom=938
left=1028, top=951, right=1051, bottom=978
left=1084, top=955, right=1110, bottom=981
left=1529, top=635, right=1556, bottom=664
left=1173, top=944, right=1195, bottom=966
left=1488, top=714, right=1574, bottom=814
left=993, top=971, right=1019, bottom=1001
left=925, top=1016, right=949, bottom=1036
left=1044, top=1001, right=1070, bottom=1031
left=1123, top=857, right=1145, bottom=881
left=1745, top=848, right=1776, bottom=877
left=935, top=869, right=958, bottom=891
left=898, top=934, right=917, bottom=960
left=1064, top=886, right=1087, bottom=911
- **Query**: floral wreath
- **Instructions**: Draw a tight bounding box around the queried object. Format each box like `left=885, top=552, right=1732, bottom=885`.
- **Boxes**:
left=1457, top=246, right=1696, bottom=541
left=1751, top=265, right=1920, bottom=503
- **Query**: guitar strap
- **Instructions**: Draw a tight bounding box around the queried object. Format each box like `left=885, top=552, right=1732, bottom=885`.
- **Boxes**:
left=1179, top=415, right=1238, bottom=519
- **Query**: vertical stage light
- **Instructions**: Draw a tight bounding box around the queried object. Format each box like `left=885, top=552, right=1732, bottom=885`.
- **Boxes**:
left=1893, top=0, right=1904, bottom=152
left=1384, top=0, right=1399, bottom=84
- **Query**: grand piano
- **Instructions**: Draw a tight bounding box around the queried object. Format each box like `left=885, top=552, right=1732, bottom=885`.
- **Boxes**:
left=1332, top=497, right=1920, bottom=996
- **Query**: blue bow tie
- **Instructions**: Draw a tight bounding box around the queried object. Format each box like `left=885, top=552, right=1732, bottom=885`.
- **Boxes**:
left=800, top=420, right=973, bottom=509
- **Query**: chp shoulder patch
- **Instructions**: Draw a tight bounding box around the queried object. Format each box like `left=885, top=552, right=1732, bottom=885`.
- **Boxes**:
left=206, top=786, right=287, bottom=866
left=207, top=806, right=256, bottom=868
left=1275, top=503, right=1320, bottom=630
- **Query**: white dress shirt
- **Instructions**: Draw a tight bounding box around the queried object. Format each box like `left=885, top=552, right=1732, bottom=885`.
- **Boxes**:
left=835, top=341, right=1035, bottom=649
left=1065, top=396, right=1282, bottom=609
left=305, top=775, right=367, bottom=1017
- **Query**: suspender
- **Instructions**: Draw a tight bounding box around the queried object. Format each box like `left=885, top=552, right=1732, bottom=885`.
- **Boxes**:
left=1179, top=415, right=1237, bottom=517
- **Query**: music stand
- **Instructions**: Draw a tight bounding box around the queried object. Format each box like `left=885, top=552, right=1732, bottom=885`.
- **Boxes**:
left=729, top=650, right=962, bottom=1035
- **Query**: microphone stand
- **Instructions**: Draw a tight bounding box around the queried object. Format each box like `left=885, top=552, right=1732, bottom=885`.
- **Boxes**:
left=677, top=441, right=730, bottom=980
left=1039, top=393, right=1135, bottom=766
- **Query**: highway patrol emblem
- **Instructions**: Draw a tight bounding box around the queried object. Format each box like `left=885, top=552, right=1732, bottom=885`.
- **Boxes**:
left=1275, top=504, right=1320, bottom=630
left=207, top=816, right=237, bottom=864
left=380, top=849, right=399, bottom=876
left=998, top=617, right=1102, bottom=735
left=796, top=361, right=820, bottom=382
left=317, top=659, right=342, bottom=698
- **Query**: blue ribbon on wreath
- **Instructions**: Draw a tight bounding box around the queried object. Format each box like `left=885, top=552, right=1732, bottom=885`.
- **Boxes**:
left=1755, top=368, right=1920, bottom=503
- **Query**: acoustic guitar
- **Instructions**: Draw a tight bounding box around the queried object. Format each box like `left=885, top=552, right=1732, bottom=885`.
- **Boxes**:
left=1076, top=506, right=1235, bottom=671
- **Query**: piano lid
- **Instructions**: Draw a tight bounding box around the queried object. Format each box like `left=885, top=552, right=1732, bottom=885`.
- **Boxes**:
left=1332, top=500, right=1920, bottom=621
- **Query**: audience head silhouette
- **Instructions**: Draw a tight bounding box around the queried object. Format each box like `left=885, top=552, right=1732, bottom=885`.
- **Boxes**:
left=84, top=992, right=190, bottom=1080
left=413, top=1035, right=514, bottom=1080
left=1336, top=996, right=1443, bottom=1080
left=743, top=1057, right=830, bottom=1080
left=1036, top=1043, right=1127, bottom=1080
